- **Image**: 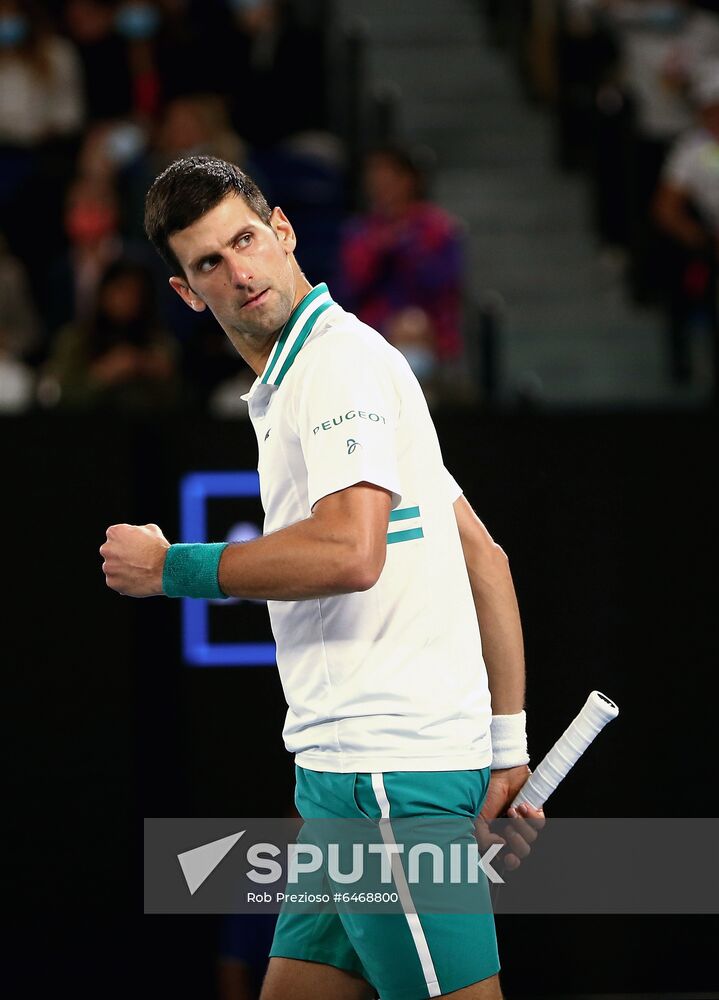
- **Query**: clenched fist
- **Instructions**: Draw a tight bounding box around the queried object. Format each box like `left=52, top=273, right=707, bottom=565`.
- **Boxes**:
left=100, top=523, right=171, bottom=597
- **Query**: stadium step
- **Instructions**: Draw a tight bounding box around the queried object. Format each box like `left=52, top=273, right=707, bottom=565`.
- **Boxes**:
left=334, top=0, right=704, bottom=404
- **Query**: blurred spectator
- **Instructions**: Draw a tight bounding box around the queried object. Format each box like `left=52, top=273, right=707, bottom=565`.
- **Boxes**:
left=556, top=0, right=621, bottom=172
left=226, top=0, right=328, bottom=146
left=77, top=118, right=149, bottom=186
left=41, top=258, right=178, bottom=410
left=45, top=139, right=154, bottom=335
left=0, top=0, right=85, bottom=275
left=655, top=64, right=719, bottom=244
left=0, top=0, right=84, bottom=148
left=670, top=1, right=719, bottom=79
left=155, top=93, right=246, bottom=167
left=602, top=1, right=719, bottom=297
left=217, top=913, right=279, bottom=1000
left=253, top=130, right=345, bottom=284
left=63, top=0, right=134, bottom=121
left=45, top=175, right=124, bottom=334
left=120, top=94, right=255, bottom=406
left=66, top=0, right=232, bottom=126
left=121, top=93, right=243, bottom=241
left=608, top=2, right=695, bottom=139
left=114, top=0, right=164, bottom=121
left=118, top=94, right=256, bottom=405
left=216, top=797, right=299, bottom=999
left=653, top=63, right=719, bottom=380
left=0, top=235, right=40, bottom=412
left=155, top=0, right=241, bottom=102
left=338, top=147, right=464, bottom=390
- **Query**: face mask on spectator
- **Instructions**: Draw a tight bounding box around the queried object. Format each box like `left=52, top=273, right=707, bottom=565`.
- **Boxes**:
left=0, top=14, right=28, bottom=48
left=115, top=3, right=160, bottom=40
left=66, top=204, right=117, bottom=244
left=400, top=346, right=437, bottom=383
left=643, top=3, right=685, bottom=29
left=105, top=122, right=146, bottom=167
left=228, top=0, right=267, bottom=11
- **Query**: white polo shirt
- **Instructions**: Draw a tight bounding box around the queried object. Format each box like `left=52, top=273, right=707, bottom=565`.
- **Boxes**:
left=241, top=283, right=492, bottom=773
left=663, top=127, right=719, bottom=232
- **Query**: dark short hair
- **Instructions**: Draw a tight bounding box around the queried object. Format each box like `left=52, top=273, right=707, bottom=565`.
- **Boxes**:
left=144, top=155, right=272, bottom=277
left=367, top=144, right=430, bottom=198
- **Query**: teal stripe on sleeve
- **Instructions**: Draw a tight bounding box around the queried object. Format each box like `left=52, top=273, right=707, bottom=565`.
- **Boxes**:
left=389, top=505, right=421, bottom=523
left=386, top=527, right=424, bottom=545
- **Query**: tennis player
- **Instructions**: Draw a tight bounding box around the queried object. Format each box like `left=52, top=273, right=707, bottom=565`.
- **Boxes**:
left=100, top=156, right=544, bottom=1000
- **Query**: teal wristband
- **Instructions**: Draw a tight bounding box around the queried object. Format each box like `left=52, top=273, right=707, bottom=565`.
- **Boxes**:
left=162, top=542, right=230, bottom=599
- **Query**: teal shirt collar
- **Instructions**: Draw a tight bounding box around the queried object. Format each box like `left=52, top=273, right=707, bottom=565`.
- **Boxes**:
left=259, top=282, right=334, bottom=388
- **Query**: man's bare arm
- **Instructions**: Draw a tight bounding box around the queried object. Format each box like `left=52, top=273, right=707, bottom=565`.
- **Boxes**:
left=218, top=482, right=392, bottom=599
left=453, top=493, right=525, bottom=714
left=100, top=482, right=392, bottom=599
left=454, top=492, right=545, bottom=865
left=653, top=182, right=708, bottom=249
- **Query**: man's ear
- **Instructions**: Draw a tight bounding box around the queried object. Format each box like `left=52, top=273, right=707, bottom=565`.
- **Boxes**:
left=270, top=206, right=296, bottom=255
left=169, top=275, right=206, bottom=312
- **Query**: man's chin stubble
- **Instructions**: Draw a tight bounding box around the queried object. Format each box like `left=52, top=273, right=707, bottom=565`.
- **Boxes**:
left=228, top=318, right=281, bottom=349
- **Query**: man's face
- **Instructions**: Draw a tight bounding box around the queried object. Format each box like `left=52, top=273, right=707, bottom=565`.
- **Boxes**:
left=364, top=155, right=417, bottom=216
left=701, top=102, right=719, bottom=140
left=168, top=193, right=298, bottom=349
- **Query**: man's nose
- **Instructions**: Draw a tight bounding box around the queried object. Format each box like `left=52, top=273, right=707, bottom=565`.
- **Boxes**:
left=227, top=257, right=253, bottom=287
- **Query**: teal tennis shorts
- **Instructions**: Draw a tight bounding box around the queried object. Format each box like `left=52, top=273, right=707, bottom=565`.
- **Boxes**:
left=269, top=765, right=500, bottom=1000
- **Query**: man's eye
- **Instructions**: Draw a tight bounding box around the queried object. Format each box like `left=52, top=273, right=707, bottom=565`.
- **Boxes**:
left=199, top=259, right=217, bottom=273
left=237, top=234, right=252, bottom=247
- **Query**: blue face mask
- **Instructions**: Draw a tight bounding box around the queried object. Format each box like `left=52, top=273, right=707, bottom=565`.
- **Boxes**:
left=115, top=3, right=160, bottom=40
left=400, top=346, right=437, bottom=383
left=643, top=3, right=685, bottom=29
left=0, top=14, right=29, bottom=48
left=105, top=122, right=146, bottom=166
left=228, top=0, right=266, bottom=11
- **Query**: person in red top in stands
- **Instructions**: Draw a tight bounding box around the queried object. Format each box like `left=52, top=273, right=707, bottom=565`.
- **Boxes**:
left=338, top=146, right=465, bottom=390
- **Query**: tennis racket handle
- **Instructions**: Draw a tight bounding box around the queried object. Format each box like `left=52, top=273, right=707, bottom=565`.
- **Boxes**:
left=510, top=690, right=619, bottom=810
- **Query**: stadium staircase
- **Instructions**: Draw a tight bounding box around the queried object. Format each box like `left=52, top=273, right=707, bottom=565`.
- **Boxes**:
left=335, top=0, right=702, bottom=405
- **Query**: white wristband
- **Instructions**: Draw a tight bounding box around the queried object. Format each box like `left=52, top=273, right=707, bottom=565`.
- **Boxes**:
left=490, top=710, right=529, bottom=770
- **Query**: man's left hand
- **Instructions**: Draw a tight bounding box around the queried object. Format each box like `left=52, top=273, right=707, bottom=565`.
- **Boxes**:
left=475, top=764, right=546, bottom=872
left=100, top=523, right=170, bottom=597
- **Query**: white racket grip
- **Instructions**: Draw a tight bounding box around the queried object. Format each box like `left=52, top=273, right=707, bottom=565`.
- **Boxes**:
left=511, top=690, right=619, bottom=810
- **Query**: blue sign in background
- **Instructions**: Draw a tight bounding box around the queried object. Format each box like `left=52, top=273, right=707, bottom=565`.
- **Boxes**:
left=180, top=471, right=276, bottom=667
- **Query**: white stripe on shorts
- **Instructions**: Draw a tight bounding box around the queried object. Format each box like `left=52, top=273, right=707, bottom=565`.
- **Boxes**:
left=370, top=773, right=441, bottom=998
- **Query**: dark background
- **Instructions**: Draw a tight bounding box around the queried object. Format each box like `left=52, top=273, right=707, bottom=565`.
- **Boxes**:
left=6, top=407, right=717, bottom=996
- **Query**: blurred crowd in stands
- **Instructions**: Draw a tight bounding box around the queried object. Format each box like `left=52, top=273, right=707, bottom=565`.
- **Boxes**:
left=499, top=0, right=719, bottom=385
left=3, top=0, right=719, bottom=419
left=0, top=0, right=466, bottom=415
